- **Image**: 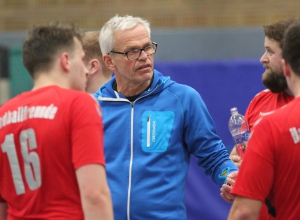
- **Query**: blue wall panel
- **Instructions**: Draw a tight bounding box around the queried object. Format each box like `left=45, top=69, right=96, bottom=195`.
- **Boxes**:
left=155, top=59, right=265, bottom=220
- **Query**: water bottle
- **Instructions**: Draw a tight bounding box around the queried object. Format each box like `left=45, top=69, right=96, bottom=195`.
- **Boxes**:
left=228, top=107, right=250, bottom=159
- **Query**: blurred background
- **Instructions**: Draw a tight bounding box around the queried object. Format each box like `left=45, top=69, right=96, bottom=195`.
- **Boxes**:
left=0, top=0, right=298, bottom=219
left=0, top=0, right=297, bottom=30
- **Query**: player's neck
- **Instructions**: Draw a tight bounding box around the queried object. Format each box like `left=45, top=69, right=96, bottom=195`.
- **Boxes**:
left=284, top=88, right=293, bottom=96
left=32, top=71, right=69, bottom=91
left=288, top=79, right=300, bottom=98
left=86, top=74, right=111, bottom=93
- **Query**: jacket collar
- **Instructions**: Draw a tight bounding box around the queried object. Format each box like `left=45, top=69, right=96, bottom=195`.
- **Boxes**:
left=94, top=69, right=173, bottom=99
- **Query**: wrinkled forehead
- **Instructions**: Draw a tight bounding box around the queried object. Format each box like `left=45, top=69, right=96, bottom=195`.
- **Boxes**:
left=113, top=24, right=151, bottom=48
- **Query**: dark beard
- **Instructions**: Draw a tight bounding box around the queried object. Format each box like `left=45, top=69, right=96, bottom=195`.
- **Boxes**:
left=262, top=70, right=287, bottom=93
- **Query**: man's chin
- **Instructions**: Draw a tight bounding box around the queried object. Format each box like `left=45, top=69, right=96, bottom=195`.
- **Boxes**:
left=262, top=75, right=287, bottom=93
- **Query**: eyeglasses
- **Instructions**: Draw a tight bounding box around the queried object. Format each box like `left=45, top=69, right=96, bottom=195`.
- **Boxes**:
left=109, top=42, right=157, bottom=60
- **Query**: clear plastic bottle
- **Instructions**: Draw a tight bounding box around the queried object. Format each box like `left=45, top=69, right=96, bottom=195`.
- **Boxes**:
left=228, top=107, right=250, bottom=159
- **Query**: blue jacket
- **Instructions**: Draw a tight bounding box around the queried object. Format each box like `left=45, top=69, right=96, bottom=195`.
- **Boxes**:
left=94, top=69, right=238, bottom=220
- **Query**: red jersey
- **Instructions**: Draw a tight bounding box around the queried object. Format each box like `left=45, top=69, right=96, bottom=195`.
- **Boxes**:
left=243, top=89, right=293, bottom=219
left=232, top=97, right=300, bottom=220
left=245, top=89, right=294, bottom=131
left=0, top=86, right=105, bottom=220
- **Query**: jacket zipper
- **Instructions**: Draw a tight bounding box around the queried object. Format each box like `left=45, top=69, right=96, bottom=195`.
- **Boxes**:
left=127, top=102, right=134, bottom=220
left=147, top=115, right=151, bottom=147
left=108, top=84, right=160, bottom=220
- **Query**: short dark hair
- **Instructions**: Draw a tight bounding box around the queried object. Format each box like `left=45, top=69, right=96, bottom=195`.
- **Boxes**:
left=282, top=21, right=300, bottom=76
left=263, top=18, right=299, bottom=49
left=23, top=22, right=82, bottom=78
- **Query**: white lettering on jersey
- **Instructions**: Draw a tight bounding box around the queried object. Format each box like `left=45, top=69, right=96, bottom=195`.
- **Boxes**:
left=0, top=104, right=58, bottom=130
left=289, top=127, right=300, bottom=144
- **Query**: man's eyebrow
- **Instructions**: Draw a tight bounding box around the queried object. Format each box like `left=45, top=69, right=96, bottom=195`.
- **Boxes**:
left=264, top=46, right=272, bottom=50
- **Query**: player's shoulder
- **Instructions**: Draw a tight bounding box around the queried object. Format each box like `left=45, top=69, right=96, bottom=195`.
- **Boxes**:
left=55, top=88, right=100, bottom=115
left=42, top=87, right=96, bottom=113
left=54, top=87, right=93, bottom=100
left=253, top=89, right=274, bottom=99
left=249, top=89, right=276, bottom=103
left=0, top=93, right=24, bottom=113
left=256, top=98, right=296, bottom=126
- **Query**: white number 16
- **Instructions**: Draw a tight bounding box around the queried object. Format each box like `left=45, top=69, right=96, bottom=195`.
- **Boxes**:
left=1, top=128, right=41, bottom=195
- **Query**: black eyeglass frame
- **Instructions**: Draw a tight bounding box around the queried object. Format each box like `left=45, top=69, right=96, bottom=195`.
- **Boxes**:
left=109, top=42, right=157, bottom=60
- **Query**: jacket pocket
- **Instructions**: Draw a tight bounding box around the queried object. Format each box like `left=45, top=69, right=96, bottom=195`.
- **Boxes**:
left=142, top=111, right=174, bottom=152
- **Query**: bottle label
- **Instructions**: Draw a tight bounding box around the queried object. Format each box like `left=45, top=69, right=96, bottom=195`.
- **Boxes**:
left=233, top=130, right=250, bottom=144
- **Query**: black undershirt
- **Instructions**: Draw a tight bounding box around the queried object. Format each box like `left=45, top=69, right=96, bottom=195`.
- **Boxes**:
left=112, top=75, right=154, bottom=102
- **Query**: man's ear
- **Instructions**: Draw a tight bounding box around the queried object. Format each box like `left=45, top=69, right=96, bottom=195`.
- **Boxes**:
left=88, top=59, right=100, bottom=76
left=103, top=54, right=116, bottom=71
left=61, top=52, right=70, bottom=72
left=282, top=59, right=291, bottom=78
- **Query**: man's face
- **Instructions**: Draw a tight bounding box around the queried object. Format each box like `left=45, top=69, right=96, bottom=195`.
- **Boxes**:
left=260, top=36, right=287, bottom=93
left=69, top=37, right=89, bottom=91
left=108, top=24, right=154, bottom=90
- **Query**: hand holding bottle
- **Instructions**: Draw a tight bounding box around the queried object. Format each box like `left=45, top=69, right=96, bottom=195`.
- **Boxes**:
left=228, top=107, right=249, bottom=159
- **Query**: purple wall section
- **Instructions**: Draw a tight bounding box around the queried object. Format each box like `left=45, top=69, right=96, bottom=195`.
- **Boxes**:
left=155, top=59, right=265, bottom=220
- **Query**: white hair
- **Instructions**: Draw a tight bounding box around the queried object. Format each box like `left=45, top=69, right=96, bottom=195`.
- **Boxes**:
left=99, top=15, right=151, bottom=54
